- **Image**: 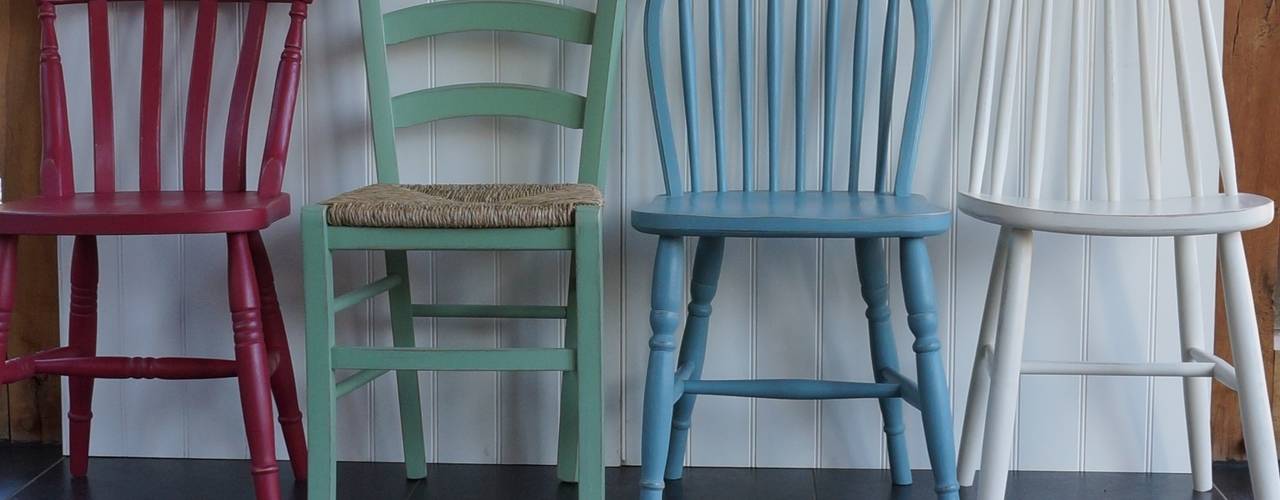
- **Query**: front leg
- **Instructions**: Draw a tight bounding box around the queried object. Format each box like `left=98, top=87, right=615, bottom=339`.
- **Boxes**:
left=640, top=236, right=685, bottom=500
left=898, top=238, right=958, bottom=500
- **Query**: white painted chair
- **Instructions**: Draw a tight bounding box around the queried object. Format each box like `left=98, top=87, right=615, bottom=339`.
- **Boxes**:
left=957, top=0, right=1279, bottom=499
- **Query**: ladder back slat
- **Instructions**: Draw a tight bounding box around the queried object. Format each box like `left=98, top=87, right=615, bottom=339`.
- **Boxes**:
left=873, top=0, right=900, bottom=194
left=382, top=0, right=596, bottom=45
left=738, top=0, right=754, bottom=191
left=1136, top=0, right=1162, bottom=199
left=766, top=0, right=781, bottom=192
left=223, top=0, right=268, bottom=193
left=820, top=0, right=839, bottom=192
left=1168, top=0, right=1204, bottom=198
left=1026, top=1, right=1054, bottom=199
left=138, top=0, right=164, bottom=191
left=182, top=0, right=219, bottom=191
left=391, top=84, right=587, bottom=130
left=794, top=0, right=811, bottom=191
left=678, top=0, right=702, bottom=192
left=38, top=2, right=75, bottom=197
left=709, top=0, right=728, bottom=191
left=88, top=0, right=116, bottom=192
left=848, top=0, right=870, bottom=191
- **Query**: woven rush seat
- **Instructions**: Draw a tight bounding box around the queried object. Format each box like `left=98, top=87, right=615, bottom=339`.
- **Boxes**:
left=321, top=183, right=603, bottom=229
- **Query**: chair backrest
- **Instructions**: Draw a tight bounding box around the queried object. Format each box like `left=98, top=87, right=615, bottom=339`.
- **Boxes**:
left=644, top=0, right=932, bottom=196
left=968, top=0, right=1235, bottom=202
left=358, top=0, right=625, bottom=187
left=37, top=0, right=311, bottom=199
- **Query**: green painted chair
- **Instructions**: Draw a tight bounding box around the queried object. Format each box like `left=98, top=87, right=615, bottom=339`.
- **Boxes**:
left=302, top=1, right=624, bottom=498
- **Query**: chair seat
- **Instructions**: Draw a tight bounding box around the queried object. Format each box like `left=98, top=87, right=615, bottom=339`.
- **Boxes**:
left=321, top=183, right=603, bottom=229
left=0, top=191, right=291, bottom=236
left=958, top=192, right=1275, bottom=236
left=630, top=191, right=951, bottom=238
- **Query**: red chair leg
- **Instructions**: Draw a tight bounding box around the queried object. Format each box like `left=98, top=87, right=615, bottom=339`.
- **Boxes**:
left=249, top=232, right=307, bottom=480
left=228, top=233, right=281, bottom=500
left=0, top=236, right=17, bottom=369
left=68, top=236, right=99, bottom=477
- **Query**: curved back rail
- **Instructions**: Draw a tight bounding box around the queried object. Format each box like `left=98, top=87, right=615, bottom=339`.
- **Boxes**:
left=968, top=0, right=1235, bottom=202
left=37, top=0, right=311, bottom=199
left=644, top=0, right=932, bottom=197
left=357, top=0, right=625, bottom=187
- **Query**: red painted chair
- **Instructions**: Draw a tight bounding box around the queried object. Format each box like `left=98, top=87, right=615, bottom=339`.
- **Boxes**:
left=0, top=1, right=311, bottom=499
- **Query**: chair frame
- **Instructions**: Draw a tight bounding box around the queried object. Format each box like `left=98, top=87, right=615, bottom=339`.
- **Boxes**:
left=0, top=1, right=312, bottom=499
left=635, top=1, right=958, bottom=499
left=302, top=1, right=624, bottom=499
left=956, top=1, right=1280, bottom=499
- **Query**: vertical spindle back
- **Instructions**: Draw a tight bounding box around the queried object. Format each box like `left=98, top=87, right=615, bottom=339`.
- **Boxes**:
left=36, top=0, right=311, bottom=199
left=645, top=0, right=933, bottom=197
left=968, top=0, right=1236, bottom=202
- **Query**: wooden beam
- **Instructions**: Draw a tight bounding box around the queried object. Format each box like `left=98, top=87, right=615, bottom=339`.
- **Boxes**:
left=0, top=0, right=60, bottom=443
left=1215, top=0, right=1280, bottom=460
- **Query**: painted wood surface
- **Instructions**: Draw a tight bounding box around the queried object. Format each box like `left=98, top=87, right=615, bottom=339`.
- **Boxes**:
left=49, top=0, right=1240, bottom=476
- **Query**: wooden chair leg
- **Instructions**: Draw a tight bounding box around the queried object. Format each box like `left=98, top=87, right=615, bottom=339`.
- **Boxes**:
left=899, top=238, right=959, bottom=500
left=977, top=228, right=1034, bottom=500
left=228, top=233, right=281, bottom=500
left=854, top=238, right=912, bottom=486
left=67, top=235, right=99, bottom=478
left=557, top=268, right=580, bottom=484
left=385, top=249, right=428, bottom=480
left=665, top=236, right=724, bottom=481
left=0, top=236, right=15, bottom=364
left=1218, top=231, right=1280, bottom=497
left=248, top=233, right=307, bottom=480
left=303, top=207, right=337, bottom=500
left=640, top=235, right=685, bottom=500
left=957, top=227, right=1011, bottom=487
left=1173, top=235, right=1212, bottom=492
left=572, top=206, right=605, bottom=500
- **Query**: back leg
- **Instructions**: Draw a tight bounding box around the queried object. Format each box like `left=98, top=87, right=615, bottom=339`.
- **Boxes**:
left=665, top=237, right=725, bottom=480
left=68, top=236, right=99, bottom=477
left=249, top=233, right=308, bottom=479
left=854, top=238, right=911, bottom=485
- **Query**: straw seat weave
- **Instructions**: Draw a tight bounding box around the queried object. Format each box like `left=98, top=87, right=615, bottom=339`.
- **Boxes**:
left=321, top=183, right=603, bottom=229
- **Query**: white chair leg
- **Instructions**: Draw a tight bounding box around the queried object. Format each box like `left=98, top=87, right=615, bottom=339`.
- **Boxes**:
left=977, top=228, right=1034, bottom=500
left=958, top=227, right=1012, bottom=487
left=1218, top=231, right=1280, bottom=498
left=1173, top=235, right=1213, bottom=492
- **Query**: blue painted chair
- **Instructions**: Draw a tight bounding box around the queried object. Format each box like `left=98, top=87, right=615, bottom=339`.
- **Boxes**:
left=633, top=1, right=956, bottom=499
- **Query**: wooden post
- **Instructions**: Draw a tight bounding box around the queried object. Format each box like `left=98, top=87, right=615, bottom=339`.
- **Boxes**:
left=1215, top=0, right=1280, bottom=460
left=0, top=0, right=61, bottom=443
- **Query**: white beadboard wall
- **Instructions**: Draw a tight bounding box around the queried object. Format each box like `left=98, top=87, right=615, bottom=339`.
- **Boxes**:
left=52, top=0, right=1229, bottom=473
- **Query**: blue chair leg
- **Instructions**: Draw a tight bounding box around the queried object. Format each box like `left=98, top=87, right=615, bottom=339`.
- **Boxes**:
left=665, top=237, right=725, bottom=480
left=899, top=237, right=959, bottom=500
left=854, top=238, right=913, bottom=486
left=641, top=236, right=686, bottom=499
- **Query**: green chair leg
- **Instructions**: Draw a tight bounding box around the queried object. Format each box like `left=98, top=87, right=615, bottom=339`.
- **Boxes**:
left=386, top=250, right=428, bottom=480
left=572, top=206, right=605, bottom=500
left=303, top=206, right=338, bottom=500
left=556, top=273, right=581, bottom=484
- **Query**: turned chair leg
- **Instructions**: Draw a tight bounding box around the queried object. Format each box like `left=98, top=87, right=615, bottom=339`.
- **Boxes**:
left=249, top=233, right=308, bottom=480
left=1218, top=231, right=1280, bottom=497
left=899, top=238, right=959, bottom=500
left=855, top=238, right=913, bottom=486
left=68, top=235, right=99, bottom=477
left=385, top=250, right=429, bottom=481
left=0, top=236, right=15, bottom=367
left=228, top=233, right=281, bottom=500
left=977, top=228, right=1034, bottom=500
left=1172, top=235, right=1213, bottom=492
left=640, top=236, right=685, bottom=500
left=957, top=228, right=1011, bottom=487
left=665, top=237, right=724, bottom=481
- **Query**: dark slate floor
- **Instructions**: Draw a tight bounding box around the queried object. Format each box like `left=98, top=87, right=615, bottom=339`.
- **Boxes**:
left=0, top=443, right=1257, bottom=499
